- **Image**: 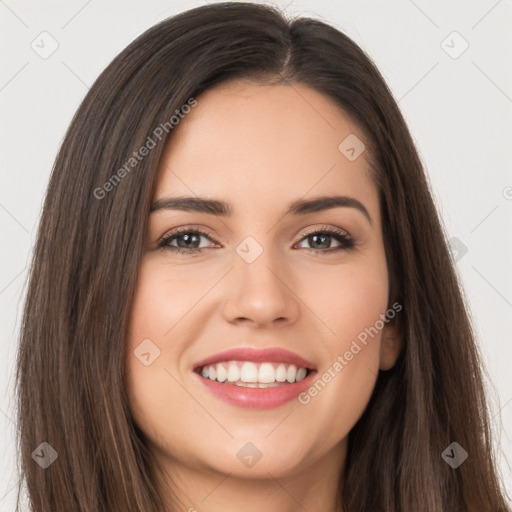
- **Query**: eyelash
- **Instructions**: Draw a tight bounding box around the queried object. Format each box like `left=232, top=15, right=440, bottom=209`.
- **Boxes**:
left=158, top=225, right=356, bottom=256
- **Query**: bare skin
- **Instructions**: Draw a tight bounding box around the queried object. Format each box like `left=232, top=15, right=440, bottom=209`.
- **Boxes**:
left=126, top=79, right=402, bottom=512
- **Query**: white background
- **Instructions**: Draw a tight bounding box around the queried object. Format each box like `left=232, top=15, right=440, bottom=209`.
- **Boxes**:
left=1, top=0, right=511, bottom=509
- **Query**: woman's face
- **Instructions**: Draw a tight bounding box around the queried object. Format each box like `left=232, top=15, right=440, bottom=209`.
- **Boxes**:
left=126, top=80, right=400, bottom=491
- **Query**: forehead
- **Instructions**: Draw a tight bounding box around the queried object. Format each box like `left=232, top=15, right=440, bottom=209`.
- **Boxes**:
left=154, top=80, right=378, bottom=219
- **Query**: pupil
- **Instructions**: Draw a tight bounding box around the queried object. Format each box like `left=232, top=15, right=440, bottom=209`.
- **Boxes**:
left=311, top=234, right=329, bottom=249
left=178, top=233, right=199, bottom=248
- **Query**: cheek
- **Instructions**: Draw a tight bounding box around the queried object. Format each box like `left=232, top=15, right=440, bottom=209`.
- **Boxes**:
left=125, top=262, right=197, bottom=449
left=126, top=259, right=195, bottom=357
left=337, top=268, right=388, bottom=349
left=125, top=263, right=176, bottom=410
left=300, top=254, right=389, bottom=348
left=295, top=254, right=388, bottom=432
left=127, top=262, right=169, bottom=336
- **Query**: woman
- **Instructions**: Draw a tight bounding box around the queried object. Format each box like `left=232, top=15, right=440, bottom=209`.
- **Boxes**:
left=15, top=2, right=511, bottom=511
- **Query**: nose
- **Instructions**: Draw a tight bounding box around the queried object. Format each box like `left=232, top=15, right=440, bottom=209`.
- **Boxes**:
left=222, top=243, right=300, bottom=328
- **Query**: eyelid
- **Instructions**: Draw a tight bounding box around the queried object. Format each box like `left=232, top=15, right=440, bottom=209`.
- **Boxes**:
left=297, top=224, right=351, bottom=239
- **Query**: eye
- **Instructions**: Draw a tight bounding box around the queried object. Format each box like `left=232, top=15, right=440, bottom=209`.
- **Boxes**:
left=159, top=227, right=217, bottom=255
left=295, top=225, right=355, bottom=254
left=158, top=225, right=356, bottom=255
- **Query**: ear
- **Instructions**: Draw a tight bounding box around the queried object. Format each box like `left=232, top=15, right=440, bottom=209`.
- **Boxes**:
left=379, top=320, right=402, bottom=371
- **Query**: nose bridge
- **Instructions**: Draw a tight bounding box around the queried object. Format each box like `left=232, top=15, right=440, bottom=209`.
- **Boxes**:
left=223, top=234, right=299, bottom=326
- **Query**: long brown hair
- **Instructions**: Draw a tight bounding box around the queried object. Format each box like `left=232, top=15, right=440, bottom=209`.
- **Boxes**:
left=15, top=2, right=510, bottom=511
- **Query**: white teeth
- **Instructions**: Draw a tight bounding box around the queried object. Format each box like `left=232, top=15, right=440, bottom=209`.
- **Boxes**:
left=234, top=381, right=280, bottom=388
left=199, top=361, right=310, bottom=385
left=227, top=364, right=240, bottom=382
left=296, top=367, right=307, bottom=381
left=240, top=362, right=258, bottom=382
left=257, top=382, right=280, bottom=388
left=286, top=365, right=296, bottom=383
left=275, top=364, right=287, bottom=382
left=216, top=364, right=227, bottom=382
left=258, top=362, right=275, bottom=383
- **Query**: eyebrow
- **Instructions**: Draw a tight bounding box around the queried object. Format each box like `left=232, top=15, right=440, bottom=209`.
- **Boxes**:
left=150, top=195, right=372, bottom=225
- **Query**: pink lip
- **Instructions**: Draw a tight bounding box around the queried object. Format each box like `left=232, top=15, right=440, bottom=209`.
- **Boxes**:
left=192, top=370, right=318, bottom=409
left=192, top=347, right=317, bottom=371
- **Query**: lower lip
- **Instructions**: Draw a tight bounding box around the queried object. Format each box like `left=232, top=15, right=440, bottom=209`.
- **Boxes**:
left=192, top=370, right=317, bottom=409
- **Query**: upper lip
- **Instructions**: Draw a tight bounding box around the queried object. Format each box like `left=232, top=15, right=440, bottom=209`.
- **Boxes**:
left=193, top=347, right=317, bottom=372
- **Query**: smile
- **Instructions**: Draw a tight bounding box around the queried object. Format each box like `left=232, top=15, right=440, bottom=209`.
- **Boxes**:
left=193, top=362, right=317, bottom=409
left=196, top=361, right=310, bottom=386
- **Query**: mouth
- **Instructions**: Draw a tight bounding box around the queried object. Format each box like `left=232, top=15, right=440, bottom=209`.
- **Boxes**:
left=191, top=347, right=318, bottom=409
left=194, top=361, right=315, bottom=387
